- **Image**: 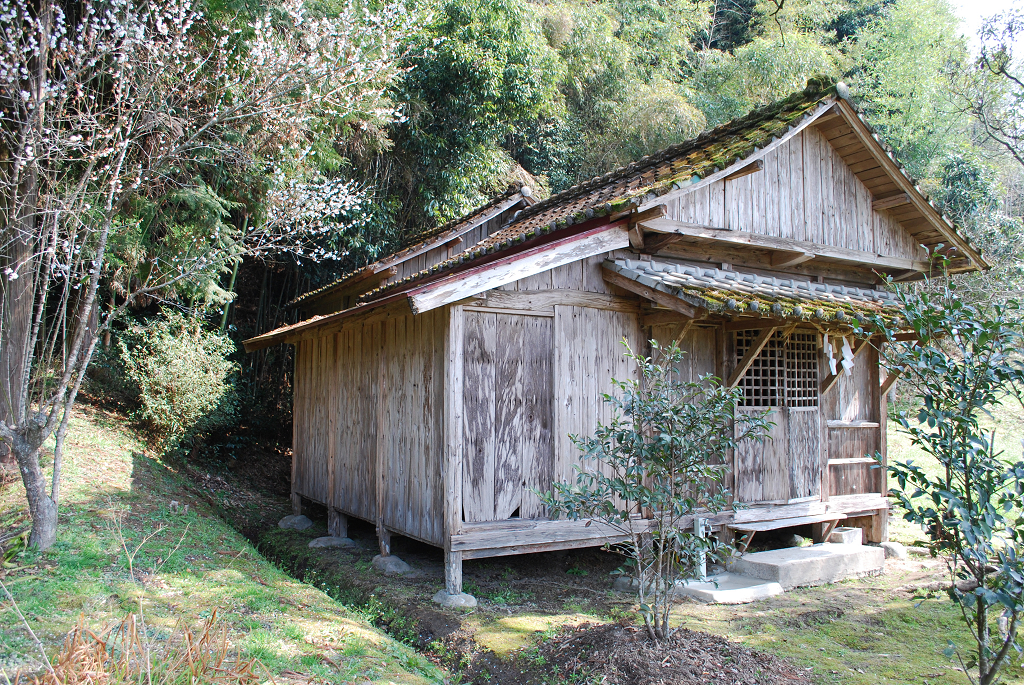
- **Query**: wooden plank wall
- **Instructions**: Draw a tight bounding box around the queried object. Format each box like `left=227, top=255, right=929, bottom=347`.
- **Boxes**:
left=462, top=312, right=553, bottom=522
left=822, top=344, right=882, bottom=497
left=549, top=257, right=644, bottom=494
left=459, top=254, right=643, bottom=523
left=292, top=309, right=447, bottom=546
left=665, top=126, right=924, bottom=262
left=379, top=308, right=447, bottom=544
left=391, top=214, right=508, bottom=284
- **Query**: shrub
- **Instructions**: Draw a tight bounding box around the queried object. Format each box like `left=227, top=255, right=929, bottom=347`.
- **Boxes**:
left=120, top=312, right=238, bottom=449
left=542, top=340, right=770, bottom=640
left=876, top=284, right=1024, bottom=685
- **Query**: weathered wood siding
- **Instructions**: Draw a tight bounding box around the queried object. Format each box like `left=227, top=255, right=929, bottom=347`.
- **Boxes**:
left=389, top=214, right=509, bottom=285
left=822, top=344, right=882, bottom=498
left=292, top=308, right=447, bottom=546
left=665, top=126, right=924, bottom=261
left=462, top=311, right=553, bottom=522
left=459, top=255, right=643, bottom=523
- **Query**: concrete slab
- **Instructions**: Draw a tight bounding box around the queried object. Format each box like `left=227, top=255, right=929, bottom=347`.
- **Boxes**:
left=674, top=573, right=784, bottom=604
left=726, top=543, right=884, bottom=590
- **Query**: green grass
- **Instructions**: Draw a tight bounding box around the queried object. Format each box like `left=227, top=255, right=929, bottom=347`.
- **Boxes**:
left=886, top=393, right=1024, bottom=546
left=0, top=406, right=443, bottom=685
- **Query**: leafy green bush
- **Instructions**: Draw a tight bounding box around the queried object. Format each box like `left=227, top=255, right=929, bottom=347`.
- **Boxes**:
left=120, top=313, right=238, bottom=449
left=543, top=341, right=770, bottom=641
left=876, top=285, right=1024, bottom=685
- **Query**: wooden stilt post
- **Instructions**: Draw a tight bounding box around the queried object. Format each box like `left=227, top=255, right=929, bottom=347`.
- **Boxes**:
left=442, top=304, right=466, bottom=598
left=445, top=550, right=463, bottom=596
left=375, top=321, right=390, bottom=556
left=328, top=508, right=348, bottom=538
left=290, top=492, right=302, bottom=516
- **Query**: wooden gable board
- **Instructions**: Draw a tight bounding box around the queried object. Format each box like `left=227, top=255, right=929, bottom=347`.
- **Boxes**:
left=407, top=224, right=629, bottom=314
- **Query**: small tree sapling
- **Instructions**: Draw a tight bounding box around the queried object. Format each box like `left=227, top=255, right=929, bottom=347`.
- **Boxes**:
left=542, top=340, right=770, bottom=641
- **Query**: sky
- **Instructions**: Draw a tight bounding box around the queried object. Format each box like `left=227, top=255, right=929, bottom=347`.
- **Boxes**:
left=950, top=0, right=1021, bottom=51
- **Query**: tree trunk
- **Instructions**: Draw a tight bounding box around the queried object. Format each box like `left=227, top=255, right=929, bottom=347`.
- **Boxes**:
left=13, top=434, right=57, bottom=549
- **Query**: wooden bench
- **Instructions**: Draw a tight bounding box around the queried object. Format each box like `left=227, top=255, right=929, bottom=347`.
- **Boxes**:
left=731, top=514, right=847, bottom=553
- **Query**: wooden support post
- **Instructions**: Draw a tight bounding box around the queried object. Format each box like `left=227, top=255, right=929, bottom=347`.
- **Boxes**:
left=874, top=345, right=890, bottom=544
left=290, top=493, right=302, bottom=516
left=328, top=508, right=348, bottom=538
left=375, top=322, right=390, bottom=557
left=445, top=550, right=463, bottom=596
left=726, top=326, right=778, bottom=388
left=442, top=304, right=466, bottom=596
left=602, top=268, right=700, bottom=318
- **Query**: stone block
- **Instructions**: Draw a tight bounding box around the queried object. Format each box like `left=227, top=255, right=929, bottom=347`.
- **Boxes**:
left=372, top=554, right=414, bottom=576
left=433, top=590, right=477, bottom=608
left=278, top=514, right=313, bottom=531
left=308, top=536, right=356, bottom=549
left=880, top=541, right=907, bottom=559
left=828, top=527, right=863, bottom=546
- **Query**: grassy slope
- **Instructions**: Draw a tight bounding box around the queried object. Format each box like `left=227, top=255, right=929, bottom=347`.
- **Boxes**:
left=0, top=406, right=443, bottom=685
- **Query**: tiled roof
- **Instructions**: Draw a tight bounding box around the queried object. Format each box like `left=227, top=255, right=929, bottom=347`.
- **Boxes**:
left=288, top=183, right=527, bottom=308
left=605, top=258, right=899, bottom=323
left=358, top=78, right=838, bottom=304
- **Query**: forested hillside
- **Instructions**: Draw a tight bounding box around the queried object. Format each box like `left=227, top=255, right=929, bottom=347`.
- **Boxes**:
left=2, top=0, right=1022, bottom=537
left=221, top=0, right=1024, bottom=430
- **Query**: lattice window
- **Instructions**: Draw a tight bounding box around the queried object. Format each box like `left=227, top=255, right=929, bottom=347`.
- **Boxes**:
left=786, top=333, right=819, bottom=407
left=735, top=330, right=786, bottom=407
left=735, top=330, right=819, bottom=408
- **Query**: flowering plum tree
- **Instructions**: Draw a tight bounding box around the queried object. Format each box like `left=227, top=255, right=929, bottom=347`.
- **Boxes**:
left=0, top=0, right=414, bottom=549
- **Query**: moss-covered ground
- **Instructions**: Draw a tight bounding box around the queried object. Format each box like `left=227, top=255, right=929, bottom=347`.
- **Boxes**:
left=0, top=406, right=443, bottom=685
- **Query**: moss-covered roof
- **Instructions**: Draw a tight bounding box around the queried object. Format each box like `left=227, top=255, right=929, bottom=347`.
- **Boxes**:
left=288, top=183, right=528, bottom=309
left=358, top=78, right=840, bottom=304
left=605, top=258, right=899, bottom=324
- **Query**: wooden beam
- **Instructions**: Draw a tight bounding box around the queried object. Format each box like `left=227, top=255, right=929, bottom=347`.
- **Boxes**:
left=602, top=268, right=700, bottom=318
left=770, top=250, right=815, bottom=268
left=880, top=368, right=902, bottom=397
left=872, top=193, right=910, bottom=211
left=726, top=326, right=778, bottom=388
left=672, top=318, right=696, bottom=348
left=443, top=304, right=465, bottom=595
left=725, top=159, right=764, bottom=181
left=470, top=289, right=640, bottom=313
left=628, top=204, right=667, bottom=226
left=637, top=217, right=931, bottom=274
left=641, top=309, right=703, bottom=327
left=834, top=100, right=986, bottom=269
left=628, top=226, right=645, bottom=250
left=408, top=224, right=629, bottom=314
left=640, top=232, right=683, bottom=255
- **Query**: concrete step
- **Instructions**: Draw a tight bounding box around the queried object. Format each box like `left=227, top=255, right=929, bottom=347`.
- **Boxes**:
left=674, top=572, right=784, bottom=604
left=726, top=543, right=885, bottom=590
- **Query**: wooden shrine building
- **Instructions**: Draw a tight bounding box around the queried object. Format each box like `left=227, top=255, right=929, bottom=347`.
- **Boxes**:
left=244, top=78, right=986, bottom=602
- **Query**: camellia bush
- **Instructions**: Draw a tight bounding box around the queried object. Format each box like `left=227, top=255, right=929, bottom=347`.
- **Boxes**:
left=120, top=313, right=238, bottom=450
left=543, top=340, right=770, bottom=641
left=875, top=284, right=1024, bottom=685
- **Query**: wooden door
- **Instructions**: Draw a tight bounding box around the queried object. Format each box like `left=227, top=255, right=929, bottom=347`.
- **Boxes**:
left=463, top=311, right=554, bottom=522
left=733, top=330, right=822, bottom=504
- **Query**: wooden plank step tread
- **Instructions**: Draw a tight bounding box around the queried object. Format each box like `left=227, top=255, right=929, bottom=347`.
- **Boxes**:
left=730, top=514, right=847, bottom=533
